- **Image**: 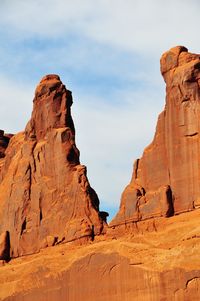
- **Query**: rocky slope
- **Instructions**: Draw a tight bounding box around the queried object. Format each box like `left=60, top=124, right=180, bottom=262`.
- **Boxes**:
left=0, top=74, right=105, bottom=258
left=0, top=209, right=200, bottom=300
left=111, top=46, right=200, bottom=228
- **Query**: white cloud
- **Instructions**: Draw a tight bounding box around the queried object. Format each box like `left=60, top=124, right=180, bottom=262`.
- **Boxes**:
left=1, top=0, right=200, bottom=55
left=83, top=0, right=200, bottom=55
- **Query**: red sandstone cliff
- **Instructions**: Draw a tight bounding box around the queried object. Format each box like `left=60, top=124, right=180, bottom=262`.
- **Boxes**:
left=111, top=46, right=200, bottom=227
left=0, top=47, right=200, bottom=301
left=0, top=74, right=105, bottom=258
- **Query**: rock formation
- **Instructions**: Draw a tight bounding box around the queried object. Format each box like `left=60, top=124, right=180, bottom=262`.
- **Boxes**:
left=0, top=47, right=200, bottom=301
left=1, top=208, right=200, bottom=301
left=111, top=46, right=200, bottom=227
left=0, top=74, right=105, bottom=258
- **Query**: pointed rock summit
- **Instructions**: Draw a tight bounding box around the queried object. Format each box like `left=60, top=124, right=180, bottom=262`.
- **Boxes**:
left=0, top=75, right=105, bottom=258
left=25, top=74, right=75, bottom=141
left=111, top=46, right=200, bottom=227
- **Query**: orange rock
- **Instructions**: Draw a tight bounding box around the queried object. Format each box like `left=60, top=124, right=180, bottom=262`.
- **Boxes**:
left=1, top=209, right=200, bottom=301
left=0, top=75, right=105, bottom=258
left=111, top=46, right=200, bottom=227
left=0, top=50, right=200, bottom=301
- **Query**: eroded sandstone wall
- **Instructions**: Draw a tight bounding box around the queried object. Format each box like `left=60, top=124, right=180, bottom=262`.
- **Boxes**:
left=0, top=75, right=105, bottom=258
left=111, top=46, right=200, bottom=227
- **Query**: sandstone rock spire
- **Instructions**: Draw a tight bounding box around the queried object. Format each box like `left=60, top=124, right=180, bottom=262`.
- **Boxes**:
left=111, top=46, right=200, bottom=227
left=0, top=74, right=105, bottom=258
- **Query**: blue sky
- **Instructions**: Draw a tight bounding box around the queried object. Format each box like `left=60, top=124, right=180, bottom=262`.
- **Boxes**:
left=0, top=0, right=199, bottom=220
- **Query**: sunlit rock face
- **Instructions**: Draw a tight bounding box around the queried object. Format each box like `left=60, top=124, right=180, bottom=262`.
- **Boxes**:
left=2, top=209, right=200, bottom=301
left=0, top=74, right=105, bottom=258
left=111, top=46, right=200, bottom=227
left=0, top=48, right=200, bottom=301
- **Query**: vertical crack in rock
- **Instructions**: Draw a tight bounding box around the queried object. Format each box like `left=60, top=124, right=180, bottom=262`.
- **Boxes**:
left=20, top=219, right=27, bottom=236
left=165, top=185, right=174, bottom=217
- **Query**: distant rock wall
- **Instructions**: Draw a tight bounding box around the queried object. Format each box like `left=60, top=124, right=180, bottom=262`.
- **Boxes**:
left=111, top=46, right=200, bottom=227
left=0, top=75, right=105, bottom=258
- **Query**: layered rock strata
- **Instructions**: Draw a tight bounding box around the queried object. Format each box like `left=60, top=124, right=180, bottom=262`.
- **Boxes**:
left=111, top=46, right=200, bottom=227
left=1, top=208, right=200, bottom=301
left=0, top=74, right=104, bottom=258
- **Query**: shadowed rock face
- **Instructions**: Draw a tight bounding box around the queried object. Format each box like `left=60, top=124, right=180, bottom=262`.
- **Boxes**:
left=0, top=74, right=105, bottom=258
left=111, top=46, right=200, bottom=226
left=0, top=131, right=12, bottom=159
left=0, top=231, right=10, bottom=261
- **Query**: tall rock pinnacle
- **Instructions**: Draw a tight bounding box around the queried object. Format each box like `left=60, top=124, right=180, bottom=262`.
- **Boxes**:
left=111, top=46, right=200, bottom=227
left=0, top=75, right=105, bottom=258
left=25, top=74, right=75, bottom=141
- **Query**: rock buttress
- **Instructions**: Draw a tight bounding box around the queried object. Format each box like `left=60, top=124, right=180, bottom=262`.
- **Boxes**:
left=0, top=75, right=105, bottom=258
left=111, top=46, right=200, bottom=227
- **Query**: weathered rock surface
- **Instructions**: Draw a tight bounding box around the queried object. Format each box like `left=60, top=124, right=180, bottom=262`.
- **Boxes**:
left=0, top=48, right=200, bottom=301
left=0, top=208, right=200, bottom=301
left=0, top=74, right=105, bottom=258
left=111, top=46, right=200, bottom=227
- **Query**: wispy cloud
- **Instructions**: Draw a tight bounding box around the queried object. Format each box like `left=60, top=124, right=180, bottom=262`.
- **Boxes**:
left=1, top=0, right=199, bottom=54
